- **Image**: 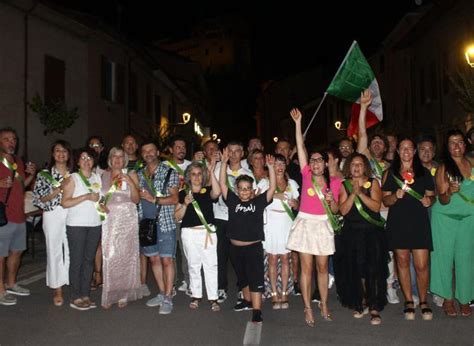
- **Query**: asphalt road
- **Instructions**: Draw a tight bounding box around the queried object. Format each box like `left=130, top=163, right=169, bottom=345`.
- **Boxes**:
left=1, top=235, right=473, bottom=345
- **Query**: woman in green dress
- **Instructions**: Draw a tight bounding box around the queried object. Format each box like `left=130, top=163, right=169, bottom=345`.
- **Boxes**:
left=430, top=129, right=474, bottom=317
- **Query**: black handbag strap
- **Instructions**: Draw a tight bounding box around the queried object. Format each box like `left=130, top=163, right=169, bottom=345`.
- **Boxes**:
left=2, top=156, right=16, bottom=205
left=155, top=168, right=173, bottom=221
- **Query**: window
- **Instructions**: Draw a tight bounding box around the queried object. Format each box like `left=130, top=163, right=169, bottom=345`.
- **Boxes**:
left=101, top=55, right=124, bottom=103
left=168, top=99, right=176, bottom=123
left=419, top=67, right=425, bottom=105
left=44, top=55, right=65, bottom=104
left=429, top=60, right=438, bottom=101
left=146, top=83, right=152, bottom=116
left=442, top=51, right=450, bottom=94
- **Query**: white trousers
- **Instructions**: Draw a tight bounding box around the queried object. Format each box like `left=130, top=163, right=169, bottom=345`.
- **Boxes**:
left=43, top=206, right=69, bottom=288
left=181, top=226, right=218, bottom=300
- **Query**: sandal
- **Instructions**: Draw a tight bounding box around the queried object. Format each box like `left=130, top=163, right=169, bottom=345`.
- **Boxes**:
left=404, top=301, right=415, bottom=320
left=304, top=307, right=315, bottom=327
left=189, top=298, right=201, bottom=309
left=271, top=291, right=281, bottom=310
left=53, top=289, right=64, bottom=307
left=280, top=291, right=289, bottom=310
left=419, top=301, right=433, bottom=320
left=442, top=299, right=457, bottom=317
left=118, top=299, right=127, bottom=308
left=90, top=271, right=103, bottom=291
left=319, top=302, right=333, bottom=321
left=210, top=300, right=221, bottom=312
left=460, top=304, right=472, bottom=317
left=353, top=306, right=369, bottom=319
left=370, top=311, right=382, bottom=325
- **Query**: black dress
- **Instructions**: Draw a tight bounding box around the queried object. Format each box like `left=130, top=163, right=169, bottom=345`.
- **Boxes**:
left=334, top=179, right=388, bottom=312
left=382, top=168, right=434, bottom=250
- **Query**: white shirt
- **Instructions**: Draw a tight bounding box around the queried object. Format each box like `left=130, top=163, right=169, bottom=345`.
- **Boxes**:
left=67, top=172, right=103, bottom=227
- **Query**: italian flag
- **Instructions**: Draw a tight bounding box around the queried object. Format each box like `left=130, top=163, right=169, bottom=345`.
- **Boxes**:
left=326, top=41, right=383, bottom=137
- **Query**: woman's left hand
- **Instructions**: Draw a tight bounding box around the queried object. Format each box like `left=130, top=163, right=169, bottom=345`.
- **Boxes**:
left=421, top=195, right=432, bottom=208
left=325, top=190, right=334, bottom=203
left=288, top=198, right=299, bottom=209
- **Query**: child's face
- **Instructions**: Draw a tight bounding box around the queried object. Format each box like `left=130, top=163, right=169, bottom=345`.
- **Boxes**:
left=237, top=181, right=254, bottom=201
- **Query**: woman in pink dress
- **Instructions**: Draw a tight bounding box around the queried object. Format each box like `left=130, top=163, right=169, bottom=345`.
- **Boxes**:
left=101, top=147, right=142, bottom=308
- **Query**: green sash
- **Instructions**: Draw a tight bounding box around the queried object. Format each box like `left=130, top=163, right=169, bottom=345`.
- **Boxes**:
left=166, top=160, right=185, bottom=176
left=1, top=156, right=24, bottom=186
left=392, top=174, right=423, bottom=201
left=128, top=160, right=144, bottom=173
left=370, top=159, right=385, bottom=179
left=311, top=176, right=342, bottom=233
left=276, top=185, right=296, bottom=221
left=38, top=170, right=61, bottom=188
left=342, top=180, right=385, bottom=228
left=78, top=170, right=106, bottom=221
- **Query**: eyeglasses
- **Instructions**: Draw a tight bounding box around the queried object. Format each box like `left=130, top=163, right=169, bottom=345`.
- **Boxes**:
left=80, top=156, right=92, bottom=161
left=237, top=186, right=253, bottom=192
left=309, top=157, right=324, bottom=164
left=89, top=143, right=102, bottom=148
left=339, top=145, right=352, bottom=150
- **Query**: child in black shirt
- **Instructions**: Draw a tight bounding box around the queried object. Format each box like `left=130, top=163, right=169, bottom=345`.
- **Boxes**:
left=219, top=148, right=276, bottom=323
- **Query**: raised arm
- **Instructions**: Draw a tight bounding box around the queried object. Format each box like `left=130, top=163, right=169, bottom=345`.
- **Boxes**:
left=290, top=108, right=308, bottom=170
left=356, top=89, right=372, bottom=158
left=265, top=155, right=276, bottom=203
left=219, top=148, right=230, bottom=200
left=208, top=157, right=221, bottom=200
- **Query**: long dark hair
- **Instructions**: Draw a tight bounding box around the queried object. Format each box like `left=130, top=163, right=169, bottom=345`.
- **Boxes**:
left=342, top=153, right=374, bottom=179
left=274, top=153, right=289, bottom=182
left=443, top=129, right=467, bottom=182
left=390, top=136, right=425, bottom=179
left=308, top=148, right=330, bottom=190
left=49, top=140, right=73, bottom=173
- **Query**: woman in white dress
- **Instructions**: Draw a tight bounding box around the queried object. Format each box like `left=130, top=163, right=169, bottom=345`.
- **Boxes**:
left=258, top=154, right=299, bottom=309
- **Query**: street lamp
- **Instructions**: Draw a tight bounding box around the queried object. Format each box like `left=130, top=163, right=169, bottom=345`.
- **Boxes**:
left=273, top=137, right=278, bottom=143
left=465, top=45, right=474, bottom=67
left=181, top=112, right=191, bottom=124
left=212, top=133, right=218, bottom=140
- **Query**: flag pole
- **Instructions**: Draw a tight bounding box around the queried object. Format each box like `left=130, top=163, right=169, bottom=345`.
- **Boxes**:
left=303, top=92, right=328, bottom=138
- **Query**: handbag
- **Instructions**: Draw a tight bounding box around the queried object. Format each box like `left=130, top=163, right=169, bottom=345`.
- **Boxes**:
left=139, top=168, right=173, bottom=247
left=0, top=159, right=16, bottom=227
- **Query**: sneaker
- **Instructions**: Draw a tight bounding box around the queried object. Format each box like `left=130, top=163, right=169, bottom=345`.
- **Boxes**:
left=178, top=281, right=188, bottom=292
left=185, top=288, right=192, bottom=297
left=432, top=295, right=444, bottom=308
left=70, top=298, right=90, bottom=311
left=252, top=309, right=263, bottom=323
left=311, top=289, right=321, bottom=303
left=234, top=299, right=252, bottom=311
left=328, top=274, right=335, bottom=289
left=469, top=300, right=474, bottom=307
left=217, top=289, right=228, bottom=303
left=412, top=295, right=419, bottom=308
left=387, top=287, right=400, bottom=304
left=392, top=279, right=400, bottom=290
left=293, top=281, right=301, bottom=296
left=172, top=286, right=177, bottom=297
left=237, top=290, right=244, bottom=301
left=6, top=284, right=30, bottom=296
left=159, top=297, right=173, bottom=315
left=0, top=292, right=17, bottom=306
left=141, top=284, right=151, bottom=297
left=146, top=294, right=164, bottom=307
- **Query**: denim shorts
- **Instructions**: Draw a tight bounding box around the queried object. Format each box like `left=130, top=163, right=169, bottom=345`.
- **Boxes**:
left=141, top=223, right=176, bottom=258
left=0, top=222, right=26, bottom=257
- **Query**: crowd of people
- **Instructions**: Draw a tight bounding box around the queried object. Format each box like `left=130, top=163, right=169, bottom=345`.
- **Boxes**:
left=1, top=89, right=473, bottom=326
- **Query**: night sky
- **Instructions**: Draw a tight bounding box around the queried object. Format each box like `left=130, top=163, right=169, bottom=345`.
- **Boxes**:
left=50, top=0, right=418, bottom=79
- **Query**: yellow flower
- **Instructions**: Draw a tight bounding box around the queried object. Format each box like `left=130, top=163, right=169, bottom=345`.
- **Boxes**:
left=91, top=182, right=100, bottom=190
left=379, top=162, right=385, bottom=169
left=307, top=188, right=315, bottom=197
left=406, top=178, right=415, bottom=185
left=430, top=168, right=437, bottom=177
left=200, top=188, right=207, bottom=194
left=231, top=170, right=239, bottom=177
left=11, top=163, right=17, bottom=170
left=470, top=175, right=474, bottom=181
left=363, top=181, right=372, bottom=189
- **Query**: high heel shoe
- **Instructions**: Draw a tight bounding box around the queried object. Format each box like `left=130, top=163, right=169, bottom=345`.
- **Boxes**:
left=271, top=291, right=281, bottom=310
left=404, top=301, right=416, bottom=320
left=319, top=302, right=333, bottom=321
left=304, top=307, right=315, bottom=327
left=280, top=291, right=289, bottom=310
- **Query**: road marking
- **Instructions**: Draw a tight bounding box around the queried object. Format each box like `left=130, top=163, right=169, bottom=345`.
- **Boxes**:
left=243, top=321, right=262, bottom=345
left=17, top=272, right=46, bottom=286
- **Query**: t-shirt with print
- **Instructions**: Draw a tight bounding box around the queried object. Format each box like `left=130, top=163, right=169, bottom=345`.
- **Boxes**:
left=179, top=187, right=217, bottom=228
left=223, top=191, right=271, bottom=242
left=299, top=165, right=342, bottom=215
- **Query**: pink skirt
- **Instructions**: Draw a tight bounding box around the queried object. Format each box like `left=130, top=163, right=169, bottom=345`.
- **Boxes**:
left=286, top=212, right=335, bottom=256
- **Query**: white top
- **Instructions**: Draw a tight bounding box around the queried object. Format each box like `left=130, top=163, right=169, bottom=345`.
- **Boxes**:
left=257, top=178, right=300, bottom=212
left=66, top=172, right=103, bottom=227
left=213, top=162, right=256, bottom=221
left=240, top=159, right=250, bottom=171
